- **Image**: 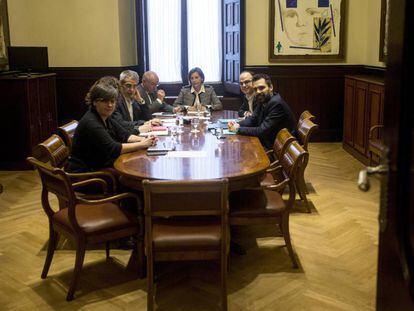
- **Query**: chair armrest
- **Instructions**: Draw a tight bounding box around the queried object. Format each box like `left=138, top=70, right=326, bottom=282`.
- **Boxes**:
left=77, top=192, right=140, bottom=206
left=72, top=178, right=108, bottom=194
left=266, top=164, right=282, bottom=174
left=263, top=178, right=290, bottom=192
left=67, top=170, right=117, bottom=193
left=265, top=149, right=274, bottom=156
left=369, top=125, right=384, bottom=138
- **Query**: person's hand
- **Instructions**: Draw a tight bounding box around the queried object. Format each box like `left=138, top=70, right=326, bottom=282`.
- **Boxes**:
left=173, top=106, right=182, bottom=113
left=244, top=111, right=252, bottom=117
left=141, top=136, right=157, bottom=148
left=195, top=103, right=206, bottom=111
left=228, top=121, right=240, bottom=132
left=139, top=124, right=152, bottom=133
left=151, top=118, right=162, bottom=126
left=157, top=89, right=166, bottom=101
left=133, top=88, right=144, bottom=103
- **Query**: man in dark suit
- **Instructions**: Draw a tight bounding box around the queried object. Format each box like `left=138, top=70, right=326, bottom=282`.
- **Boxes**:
left=112, top=70, right=158, bottom=135
left=238, top=71, right=257, bottom=118
left=229, top=73, right=296, bottom=150
left=137, top=71, right=179, bottom=115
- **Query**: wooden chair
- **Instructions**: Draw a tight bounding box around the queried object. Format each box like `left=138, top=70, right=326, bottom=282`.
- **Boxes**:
left=262, top=128, right=296, bottom=188
left=369, top=125, right=385, bottom=165
left=57, top=120, right=78, bottom=151
left=32, top=134, right=70, bottom=168
left=143, top=179, right=229, bottom=311
left=295, top=118, right=318, bottom=212
left=26, top=157, right=144, bottom=301
left=299, top=110, right=316, bottom=123
left=229, top=141, right=308, bottom=268
left=32, top=134, right=117, bottom=199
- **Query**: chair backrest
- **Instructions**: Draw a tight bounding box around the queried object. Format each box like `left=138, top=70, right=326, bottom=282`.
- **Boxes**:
left=57, top=120, right=78, bottom=151
left=299, top=110, right=316, bottom=123
left=279, top=141, right=309, bottom=206
left=297, top=118, right=318, bottom=151
left=32, top=134, right=70, bottom=168
left=26, top=157, right=77, bottom=220
left=273, top=128, right=296, bottom=160
left=143, top=179, right=229, bottom=218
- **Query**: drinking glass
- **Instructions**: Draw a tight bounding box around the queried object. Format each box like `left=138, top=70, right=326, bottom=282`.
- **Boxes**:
left=176, top=112, right=184, bottom=133
left=191, top=117, right=200, bottom=133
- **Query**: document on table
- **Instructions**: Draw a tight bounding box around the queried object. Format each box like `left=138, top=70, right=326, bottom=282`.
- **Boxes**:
left=139, top=129, right=169, bottom=136
left=165, top=151, right=208, bottom=158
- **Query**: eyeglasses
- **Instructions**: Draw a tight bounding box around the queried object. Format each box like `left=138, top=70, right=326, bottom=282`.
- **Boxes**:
left=239, top=80, right=252, bottom=86
left=123, top=83, right=138, bottom=89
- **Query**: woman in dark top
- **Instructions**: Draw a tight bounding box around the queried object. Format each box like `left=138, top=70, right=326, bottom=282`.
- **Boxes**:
left=67, top=81, right=156, bottom=172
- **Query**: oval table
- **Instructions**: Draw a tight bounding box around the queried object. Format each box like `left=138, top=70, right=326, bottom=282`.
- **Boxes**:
left=114, top=111, right=270, bottom=191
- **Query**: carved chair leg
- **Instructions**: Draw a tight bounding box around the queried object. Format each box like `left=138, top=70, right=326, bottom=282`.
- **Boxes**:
left=105, top=241, right=110, bottom=259
left=41, top=226, right=58, bottom=279
left=66, top=240, right=86, bottom=301
left=281, top=214, right=298, bottom=268
left=221, top=252, right=228, bottom=311
left=147, top=254, right=154, bottom=311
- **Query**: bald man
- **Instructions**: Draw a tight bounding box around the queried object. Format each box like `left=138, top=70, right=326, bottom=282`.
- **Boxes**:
left=137, top=71, right=178, bottom=115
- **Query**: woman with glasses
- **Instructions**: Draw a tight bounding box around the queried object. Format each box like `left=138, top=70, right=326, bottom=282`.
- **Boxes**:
left=67, top=80, right=157, bottom=173
left=174, top=67, right=222, bottom=112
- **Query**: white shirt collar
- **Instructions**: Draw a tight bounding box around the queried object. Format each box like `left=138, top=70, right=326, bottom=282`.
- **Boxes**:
left=191, top=84, right=205, bottom=94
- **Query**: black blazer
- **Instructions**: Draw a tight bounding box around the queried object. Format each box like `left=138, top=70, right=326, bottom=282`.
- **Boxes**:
left=238, top=94, right=257, bottom=117
left=238, top=93, right=296, bottom=149
left=112, top=95, right=151, bottom=134
left=67, top=107, right=131, bottom=172
left=137, top=84, right=174, bottom=115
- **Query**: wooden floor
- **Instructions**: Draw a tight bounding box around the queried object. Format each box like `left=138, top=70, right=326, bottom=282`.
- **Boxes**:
left=0, top=143, right=380, bottom=310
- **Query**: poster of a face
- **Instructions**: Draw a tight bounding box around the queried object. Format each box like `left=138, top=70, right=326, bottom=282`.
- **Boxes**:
left=0, top=0, right=8, bottom=61
left=274, top=0, right=342, bottom=56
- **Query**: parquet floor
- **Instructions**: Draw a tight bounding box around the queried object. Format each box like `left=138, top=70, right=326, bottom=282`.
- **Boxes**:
left=0, top=143, right=380, bottom=310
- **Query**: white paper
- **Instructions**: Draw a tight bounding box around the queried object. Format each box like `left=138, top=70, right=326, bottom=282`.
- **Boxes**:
left=139, top=130, right=169, bottom=136
left=165, top=151, right=208, bottom=158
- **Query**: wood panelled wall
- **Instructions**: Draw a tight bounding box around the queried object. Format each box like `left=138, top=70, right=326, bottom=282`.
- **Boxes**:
left=51, top=65, right=385, bottom=142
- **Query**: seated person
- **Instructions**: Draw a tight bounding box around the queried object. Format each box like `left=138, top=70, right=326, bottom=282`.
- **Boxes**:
left=112, top=70, right=160, bottom=135
left=67, top=81, right=156, bottom=173
left=228, top=73, right=296, bottom=150
left=174, top=67, right=222, bottom=111
left=238, top=71, right=257, bottom=118
left=137, top=71, right=179, bottom=114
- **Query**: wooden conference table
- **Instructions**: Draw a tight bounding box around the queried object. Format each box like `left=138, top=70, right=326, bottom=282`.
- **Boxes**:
left=114, top=110, right=270, bottom=191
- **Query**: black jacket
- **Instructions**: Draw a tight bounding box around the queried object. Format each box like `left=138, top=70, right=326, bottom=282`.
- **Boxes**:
left=238, top=93, right=296, bottom=149
left=112, top=94, right=151, bottom=134
left=67, top=107, right=130, bottom=172
left=238, top=94, right=257, bottom=117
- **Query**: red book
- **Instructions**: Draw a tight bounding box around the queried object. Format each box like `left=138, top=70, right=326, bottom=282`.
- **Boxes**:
left=152, top=126, right=168, bottom=131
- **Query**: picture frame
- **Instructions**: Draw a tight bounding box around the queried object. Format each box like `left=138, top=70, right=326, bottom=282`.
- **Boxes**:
left=0, top=0, right=10, bottom=67
left=269, top=0, right=345, bottom=62
left=379, top=0, right=388, bottom=62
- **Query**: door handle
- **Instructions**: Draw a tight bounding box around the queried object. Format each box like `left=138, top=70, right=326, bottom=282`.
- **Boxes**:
left=358, top=164, right=388, bottom=192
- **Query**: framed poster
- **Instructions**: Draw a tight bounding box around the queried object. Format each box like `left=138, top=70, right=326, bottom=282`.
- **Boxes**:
left=0, top=0, right=10, bottom=67
left=379, top=0, right=388, bottom=62
left=269, top=0, right=345, bottom=62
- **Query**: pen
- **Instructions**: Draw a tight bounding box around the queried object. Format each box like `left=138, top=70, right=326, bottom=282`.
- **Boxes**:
left=163, top=142, right=166, bottom=148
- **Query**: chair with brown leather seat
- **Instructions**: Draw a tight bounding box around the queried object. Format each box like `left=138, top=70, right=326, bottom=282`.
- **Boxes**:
left=299, top=110, right=316, bottom=124
left=32, top=134, right=118, bottom=200
left=57, top=120, right=78, bottom=151
left=369, top=124, right=385, bottom=165
left=143, top=179, right=229, bottom=311
left=295, top=118, right=318, bottom=212
left=26, top=157, right=144, bottom=301
left=229, top=141, right=308, bottom=267
left=32, top=134, right=70, bottom=168
left=261, top=128, right=296, bottom=188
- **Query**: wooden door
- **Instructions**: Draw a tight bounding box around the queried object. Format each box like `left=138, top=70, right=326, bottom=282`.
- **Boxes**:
left=353, top=81, right=369, bottom=155
left=376, top=0, right=414, bottom=309
left=223, top=0, right=241, bottom=95
left=343, top=78, right=355, bottom=146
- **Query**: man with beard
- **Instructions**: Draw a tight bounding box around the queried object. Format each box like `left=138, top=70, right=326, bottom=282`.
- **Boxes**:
left=228, top=73, right=296, bottom=149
